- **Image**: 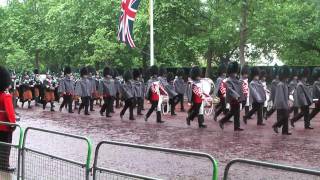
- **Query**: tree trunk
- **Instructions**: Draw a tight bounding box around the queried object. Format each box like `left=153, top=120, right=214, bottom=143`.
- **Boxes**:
left=35, top=49, right=40, bottom=70
left=205, top=49, right=213, bottom=78
left=239, top=0, right=249, bottom=66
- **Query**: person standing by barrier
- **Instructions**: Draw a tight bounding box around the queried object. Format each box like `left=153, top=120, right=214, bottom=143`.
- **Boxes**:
left=59, top=66, right=75, bottom=113
left=272, top=66, right=291, bottom=135
left=0, top=66, right=16, bottom=172
left=76, top=67, right=91, bottom=115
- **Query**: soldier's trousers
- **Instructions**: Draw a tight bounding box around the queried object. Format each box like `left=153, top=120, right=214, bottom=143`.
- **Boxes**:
left=220, top=102, right=241, bottom=130
left=146, top=100, right=162, bottom=122
left=291, top=105, right=310, bottom=128
left=136, top=97, right=143, bottom=115
left=79, top=96, right=90, bottom=114
left=289, top=106, right=299, bottom=117
left=214, top=97, right=227, bottom=119
left=115, top=92, right=120, bottom=108
left=0, top=131, right=13, bottom=168
left=273, top=109, right=289, bottom=134
left=120, top=98, right=134, bottom=120
left=244, top=102, right=264, bottom=125
left=187, top=103, right=204, bottom=126
left=310, top=100, right=320, bottom=120
left=89, top=97, right=95, bottom=111
left=177, top=93, right=184, bottom=111
left=60, top=95, right=73, bottom=113
left=101, top=96, right=113, bottom=116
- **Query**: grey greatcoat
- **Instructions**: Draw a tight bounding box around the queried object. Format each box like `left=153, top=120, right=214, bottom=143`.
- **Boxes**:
left=173, top=77, right=186, bottom=95
left=120, top=81, right=134, bottom=100
left=274, top=81, right=289, bottom=110
left=133, top=80, right=144, bottom=98
left=158, top=76, right=178, bottom=98
left=249, top=80, right=266, bottom=104
left=214, top=76, right=225, bottom=96
left=293, top=80, right=313, bottom=107
left=270, top=79, right=280, bottom=103
left=88, top=77, right=97, bottom=95
left=75, top=78, right=91, bottom=97
left=225, top=77, right=244, bottom=104
left=312, top=80, right=320, bottom=99
left=288, top=79, right=298, bottom=95
left=99, top=77, right=116, bottom=97
left=58, top=77, right=75, bottom=95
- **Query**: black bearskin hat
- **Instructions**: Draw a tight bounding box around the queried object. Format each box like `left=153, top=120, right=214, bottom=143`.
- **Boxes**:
left=279, top=66, right=290, bottom=81
left=33, top=69, right=39, bottom=75
left=112, top=69, right=119, bottom=78
left=312, top=67, right=320, bottom=78
left=227, top=61, right=239, bottom=75
left=272, top=65, right=280, bottom=77
left=80, top=67, right=88, bottom=77
left=87, top=66, right=96, bottom=75
left=299, top=67, right=310, bottom=78
left=64, top=66, right=72, bottom=75
left=123, top=70, right=133, bottom=82
left=190, top=66, right=201, bottom=80
left=260, top=69, right=266, bottom=78
left=133, top=69, right=141, bottom=79
left=241, top=64, right=250, bottom=75
left=250, top=67, right=260, bottom=79
left=159, top=67, right=167, bottom=76
left=103, top=66, right=112, bottom=77
left=217, top=63, right=227, bottom=76
left=167, top=72, right=175, bottom=82
left=176, top=69, right=185, bottom=77
left=0, top=66, right=11, bottom=91
left=290, top=68, right=299, bottom=77
left=149, top=65, right=159, bottom=76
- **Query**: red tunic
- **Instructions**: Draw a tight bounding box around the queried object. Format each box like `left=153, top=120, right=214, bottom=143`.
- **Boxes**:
left=150, top=82, right=167, bottom=101
left=0, top=92, right=16, bottom=132
left=192, top=84, right=203, bottom=104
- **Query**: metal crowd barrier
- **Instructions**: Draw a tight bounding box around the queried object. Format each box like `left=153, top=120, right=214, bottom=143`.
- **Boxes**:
left=93, top=140, right=219, bottom=180
left=223, top=158, right=320, bottom=180
left=21, top=127, right=93, bottom=180
left=0, top=122, right=23, bottom=180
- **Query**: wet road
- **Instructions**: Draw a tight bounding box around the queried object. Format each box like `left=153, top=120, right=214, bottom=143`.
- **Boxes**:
left=13, top=103, right=320, bottom=180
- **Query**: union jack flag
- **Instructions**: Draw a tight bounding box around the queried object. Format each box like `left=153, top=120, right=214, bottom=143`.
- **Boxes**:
left=117, top=0, right=141, bottom=48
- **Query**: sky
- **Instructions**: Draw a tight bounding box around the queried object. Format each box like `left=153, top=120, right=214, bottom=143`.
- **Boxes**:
left=0, top=0, right=6, bottom=6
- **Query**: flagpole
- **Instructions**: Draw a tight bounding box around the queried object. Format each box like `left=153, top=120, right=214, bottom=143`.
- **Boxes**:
left=150, top=0, right=154, bottom=66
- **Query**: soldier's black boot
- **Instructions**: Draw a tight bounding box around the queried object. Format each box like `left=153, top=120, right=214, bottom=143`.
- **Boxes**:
left=156, top=111, right=164, bottom=123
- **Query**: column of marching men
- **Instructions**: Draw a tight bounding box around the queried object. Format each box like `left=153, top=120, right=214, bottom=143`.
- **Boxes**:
left=7, top=62, right=320, bottom=135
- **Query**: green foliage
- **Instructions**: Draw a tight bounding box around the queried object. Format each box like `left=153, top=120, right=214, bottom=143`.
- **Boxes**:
left=0, top=0, right=318, bottom=73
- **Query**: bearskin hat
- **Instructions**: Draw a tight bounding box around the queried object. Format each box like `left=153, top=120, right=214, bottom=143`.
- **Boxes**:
left=87, top=66, right=96, bottom=75
left=176, top=69, right=185, bottom=77
left=149, top=65, right=159, bottom=76
left=80, top=67, right=88, bottom=77
left=167, top=72, right=175, bottom=82
left=279, top=66, right=290, bottom=81
left=123, top=70, right=133, bottom=82
left=0, top=66, right=11, bottom=91
left=290, top=68, right=299, bottom=77
left=227, top=61, right=239, bottom=75
left=33, top=69, right=39, bottom=75
left=250, top=67, right=260, bottom=79
left=272, top=65, right=280, bottom=78
left=299, top=67, right=310, bottom=78
left=112, top=69, right=119, bottom=78
left=217, top=63, right=227, bottom=76
left=103, top=66, right=112, bottom=77
left=260, top=69, right=266, bottom=78
left=159, top=67, right=167, bottom=76
left=64, top=66, right=72, bottom=75
left=241, top=64, right=250, bottom=75
left=312, top=67, right=320, bottom=79
left=190, top=66, right=202, bottom=80
left=133, top=69, right=141, bottom=79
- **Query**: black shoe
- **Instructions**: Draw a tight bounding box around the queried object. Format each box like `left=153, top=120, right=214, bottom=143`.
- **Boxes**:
left=272, top=125, right=279, bottom=134
left=171, top=113, right=177, bottom=116
left=137, top=113, right=144, bottom=116
left=129, top=117, right=135, bottom=121
left=243, top=116, right=247, bottom=124
left=85, top=112, right=90, bottom=115
left=106, top=114, right=112, bottom=118
left=199, top=124, right=207, bottom=128
left=282, top=132, right=292, bottom=135
left=258, top=123, right=266, bottom=126
left=186, top=117, right=191, bottom=126
left=0, top=166, right=16, bottom=172
left=290, top=119, right=295, bottom=127
left=120, top=114, right=123, bottom=120
left=218, top=121, right=224, bottom=130
left=51, top=108, right=55, bottom=112
left=144, top=116, right=148, bottom=122
left=69, top=111, right=74, bottom=114
left=305, top=126, right=314, bottom=130
left=100, top=111, right=104, bottom=116
left=157, top=120, right=165, bottom=123
left=234, top=128, right=244, bottom=131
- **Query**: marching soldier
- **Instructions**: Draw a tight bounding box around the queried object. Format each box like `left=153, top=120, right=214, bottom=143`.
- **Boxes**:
left=310, top=68, right=320, bottom=121
left=266, top=68, right=280, bottom=119
left=213, top=64, right=227, bottom=121
left=33, top=69, right=42, bottom=106
left=288, top=68, right=299, bottom=117
left=87, top=66, right=97, bottom=112
left=174, top=69, right=186, bottom=112
left=76, top=67, right=91, bottom=115
left=0, top=66, right=17, bottom=172
left=21, top=73, right=34, bottom=109
left=145, top=65, right=167, bottom=123
left=99, top=67, right=116, bottom=118
left=186, top=66, right=207, bottom=128
left=219, top=61, right=244, bottom=131
left=120, top=70, right=135, bottom=120
left=260, top=70, right=270, bottom=119
left=272, top=66, right=291, bottom=135
left=240, top=65, right=250, bottom=116
left=58, top=66, right=75, bottom=113
left=133, top=69, right=144, bottom=115
left=243, top=67, right=266, bottom=126
left=167, top=72, right=178, bottom=115
left=290, top=68, right=313, bottom=129
left=43, top=73, right=57, bottom=111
